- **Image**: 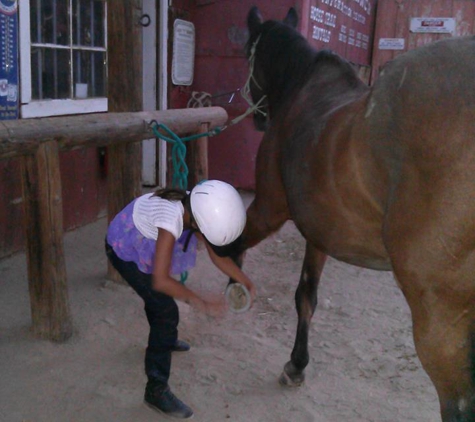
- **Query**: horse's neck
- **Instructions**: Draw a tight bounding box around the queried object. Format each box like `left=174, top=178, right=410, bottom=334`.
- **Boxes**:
left=266, top=47, right=318, bottom=116
left=268, top=52, right=367, bottom=121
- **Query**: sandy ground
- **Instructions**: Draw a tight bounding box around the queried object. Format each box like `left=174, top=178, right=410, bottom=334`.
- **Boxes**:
left=0, top=194, right=441, bottom=422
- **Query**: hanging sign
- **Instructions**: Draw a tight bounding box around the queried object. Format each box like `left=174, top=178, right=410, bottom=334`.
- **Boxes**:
left=410, top=17, right=456, bottom=34
left=307, top=0, right=377, bottom=66
left=378, top=38, right=405, bottom=50
left=0, top=0, right=19, bottom=120
left=172, top=19, right=195, bottom=86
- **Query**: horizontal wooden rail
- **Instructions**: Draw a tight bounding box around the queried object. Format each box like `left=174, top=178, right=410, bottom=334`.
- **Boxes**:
left=0, top=107, right=228, bottom=160
left=3, top=107, right=228, bottom=342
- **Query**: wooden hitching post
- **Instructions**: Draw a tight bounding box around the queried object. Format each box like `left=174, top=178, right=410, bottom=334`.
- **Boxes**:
left=188, top=122, right=209, bottom=187
left=20, top=140, right=72, bottom=342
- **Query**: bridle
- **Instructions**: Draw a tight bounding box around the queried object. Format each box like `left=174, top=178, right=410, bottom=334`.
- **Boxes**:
left=225, top=35, right=268, bottom=127
left=241, top=35, right=267, bottom=117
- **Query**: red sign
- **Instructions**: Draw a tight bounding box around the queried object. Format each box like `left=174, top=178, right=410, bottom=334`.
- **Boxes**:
left=306, top=0, right=377, bottom=66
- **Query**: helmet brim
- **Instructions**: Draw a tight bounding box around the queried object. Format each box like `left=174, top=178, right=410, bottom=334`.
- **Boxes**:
left=205, top=234, right=243, bottom=258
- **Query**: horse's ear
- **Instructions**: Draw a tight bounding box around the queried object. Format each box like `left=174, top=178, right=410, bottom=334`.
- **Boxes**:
left=283, top=7, right=298, bottom=28
left=247, top=6, right=263, bottom=33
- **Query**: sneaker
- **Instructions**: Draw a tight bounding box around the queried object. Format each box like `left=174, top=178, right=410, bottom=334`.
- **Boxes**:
left=171, top=340, right=191, bottom=352
left=144, top=384, right=194, bottom=419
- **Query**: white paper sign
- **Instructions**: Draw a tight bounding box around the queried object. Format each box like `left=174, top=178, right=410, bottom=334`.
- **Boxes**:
left=172, top=19, right=195, bottom=86
left=378, top=38, right=405, bottom=50
left=410, top=17, right=455, bottom=34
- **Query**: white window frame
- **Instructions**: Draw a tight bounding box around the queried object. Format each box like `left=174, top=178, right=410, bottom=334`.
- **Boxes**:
left=18, top=0, right=108, bottom=118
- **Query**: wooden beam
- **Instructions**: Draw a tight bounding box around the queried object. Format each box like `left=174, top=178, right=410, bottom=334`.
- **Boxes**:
left=20, top=141, right=72, bottom=342
left=0, top=108, right=228, bottom=160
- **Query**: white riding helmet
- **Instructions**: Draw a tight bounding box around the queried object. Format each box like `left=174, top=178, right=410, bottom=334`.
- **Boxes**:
left=190, top=180, right=246, bottom=246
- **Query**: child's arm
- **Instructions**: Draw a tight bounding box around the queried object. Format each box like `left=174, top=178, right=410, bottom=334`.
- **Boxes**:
left=152, top=229, right=225, bottom=316
left=199, top=233, right=256, bottom=302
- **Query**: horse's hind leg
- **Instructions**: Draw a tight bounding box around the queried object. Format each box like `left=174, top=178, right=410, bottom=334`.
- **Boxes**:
left=279, top=241, right=327, bottom=387
left=386, top=206, right=475, bottom=420
left=407, top=292, right=475, bottom=422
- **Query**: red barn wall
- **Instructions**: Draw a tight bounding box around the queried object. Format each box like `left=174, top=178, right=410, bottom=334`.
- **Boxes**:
left=0, top=148, right=107, bottom=258
left=175, top=0, right=378, bottom=189
left=371, top=0, right=475, bottom=82
left=302, top=0, right=378, bottom=66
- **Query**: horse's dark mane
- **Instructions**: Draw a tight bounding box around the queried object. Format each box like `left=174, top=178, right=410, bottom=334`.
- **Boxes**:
left=252, top=21, right=318, bottom=102
left=249, top=20, right=363, bottom=113
left=313, top=49, right=362, bottom=88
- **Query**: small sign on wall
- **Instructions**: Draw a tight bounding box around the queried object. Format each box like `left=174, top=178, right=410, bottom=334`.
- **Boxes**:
left=172, top=19, right=195, bottom=86
left=378, top=38, right=405, bottom=50
left=410, top=17, right=456, bottom=34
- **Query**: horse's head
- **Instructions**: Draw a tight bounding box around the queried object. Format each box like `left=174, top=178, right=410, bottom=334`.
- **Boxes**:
left=244, top=7, right=299, bottom=132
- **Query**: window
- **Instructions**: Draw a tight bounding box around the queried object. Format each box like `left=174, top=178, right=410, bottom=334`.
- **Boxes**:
left=19, top=0, right=108, bottom=118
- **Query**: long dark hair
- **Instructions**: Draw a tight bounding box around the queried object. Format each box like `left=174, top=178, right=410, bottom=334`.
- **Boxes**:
left=152, top=187, right=191, bottom=208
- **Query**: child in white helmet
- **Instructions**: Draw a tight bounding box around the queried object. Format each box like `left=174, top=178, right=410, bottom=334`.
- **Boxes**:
left=105, top=180, right=255, bottom=419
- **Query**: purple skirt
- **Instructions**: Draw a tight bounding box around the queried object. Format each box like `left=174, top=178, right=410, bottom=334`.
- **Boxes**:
left=106, top=200, right=197, bottom=275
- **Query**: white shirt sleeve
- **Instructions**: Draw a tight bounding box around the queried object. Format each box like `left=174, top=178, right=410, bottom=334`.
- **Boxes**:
left=133, top=193, right=184, bottom=240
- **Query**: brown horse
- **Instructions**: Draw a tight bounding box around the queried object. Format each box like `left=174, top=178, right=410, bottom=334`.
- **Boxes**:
left=234, top=6, right=475, bottom=422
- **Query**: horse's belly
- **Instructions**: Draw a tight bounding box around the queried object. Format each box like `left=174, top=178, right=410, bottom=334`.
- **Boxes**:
left=315, top=223, right=391, bottom=270
left=329, top=249, right=392, bottom=271
left=292, top=201, right=391, bottom=271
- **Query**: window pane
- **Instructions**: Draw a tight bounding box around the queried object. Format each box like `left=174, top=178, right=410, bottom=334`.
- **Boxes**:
left=31, top=48, right=70, bottom=100
left=92, top=51, right=106, bottom=96
left=73, top=0, right=104, bottom=47
left=31, top=47, right=42, bottom=99
left=55, top=1, right=70, bottom=45
left=33, top=0, right=69, bottom=45
left=93, top=1, right=105, bottom=47
left=28, top=0, right=107, bottom=104
left=30, top=0, right=39, bottom=43
left=73, top=50, right=106, bottom=98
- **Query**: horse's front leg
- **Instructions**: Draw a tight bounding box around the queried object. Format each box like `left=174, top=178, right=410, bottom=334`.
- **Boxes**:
left=225, top=197, right=289, bottom=297
left=280, top=241, right=327, bottom=387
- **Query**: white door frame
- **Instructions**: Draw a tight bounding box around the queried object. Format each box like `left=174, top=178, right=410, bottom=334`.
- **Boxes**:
left=142, top=0, right=168, bottom=187
left=158, top=0, right=168, bottom=187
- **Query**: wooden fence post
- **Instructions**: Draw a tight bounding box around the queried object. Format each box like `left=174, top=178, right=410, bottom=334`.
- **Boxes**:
left=106, top=0, right=143, bottom=283
left=187, top=123, right=209, bottom=187
left=0, top=107, right=228, bottom=342
left=20, top=141, right=72, bottom=341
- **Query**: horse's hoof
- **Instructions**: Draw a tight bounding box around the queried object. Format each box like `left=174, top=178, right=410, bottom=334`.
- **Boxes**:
left=279, top=361, right=305, bottom=387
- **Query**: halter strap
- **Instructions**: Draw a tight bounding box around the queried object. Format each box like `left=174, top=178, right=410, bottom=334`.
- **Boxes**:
left=240, top=35, right=267, bottom=116
left=221, top=35, right=267, bottom=128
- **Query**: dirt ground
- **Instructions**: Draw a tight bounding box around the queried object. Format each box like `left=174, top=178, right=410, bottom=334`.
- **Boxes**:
left=0, top=193, right=440, bottom=422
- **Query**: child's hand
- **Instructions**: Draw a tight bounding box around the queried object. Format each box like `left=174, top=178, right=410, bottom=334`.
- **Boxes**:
left=245, top=281, right=257, bottom=304
left=193, top=293, right=228, bottom=317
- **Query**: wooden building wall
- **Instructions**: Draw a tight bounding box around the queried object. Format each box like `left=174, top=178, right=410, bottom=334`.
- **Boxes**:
left=0, top=149, right=107, bottom=258
left=371, top=0, right=475, bottom=82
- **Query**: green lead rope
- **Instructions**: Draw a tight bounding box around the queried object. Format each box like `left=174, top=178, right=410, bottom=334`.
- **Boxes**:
left=150, top=121, right=221, bottom=190
left=150, top=121, right=220, bottom=283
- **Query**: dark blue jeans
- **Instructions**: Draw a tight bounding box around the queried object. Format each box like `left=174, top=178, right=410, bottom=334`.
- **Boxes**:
left=105, top=242, right=179, bottom=388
